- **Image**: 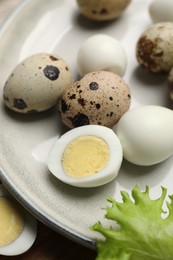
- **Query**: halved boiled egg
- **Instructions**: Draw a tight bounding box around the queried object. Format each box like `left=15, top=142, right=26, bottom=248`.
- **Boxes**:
left=48, top=125, right=123, bottom=187
left=0, top=184, right=37, bottom=256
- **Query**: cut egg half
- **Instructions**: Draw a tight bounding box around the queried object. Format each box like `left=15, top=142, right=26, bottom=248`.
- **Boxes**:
left=0, top=184, right=37, bottom=256
left=48, top=125, right=123, bottom=187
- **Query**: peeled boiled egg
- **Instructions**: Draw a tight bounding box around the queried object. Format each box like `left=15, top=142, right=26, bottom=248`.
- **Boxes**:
left=115, top=105, right=173, bottom=166
left=48, top=125, right=123, bottom=187
left=149, top=0, right=173, bottom=23
left=77, top=34, right=127, bottom=77
left=0, top=184, right=37, bottom=256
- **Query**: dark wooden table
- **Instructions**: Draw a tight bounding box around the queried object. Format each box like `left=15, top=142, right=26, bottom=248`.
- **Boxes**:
left=1, top=220, right=96, bottom=259
left=0, top=1, right=97, bottom=259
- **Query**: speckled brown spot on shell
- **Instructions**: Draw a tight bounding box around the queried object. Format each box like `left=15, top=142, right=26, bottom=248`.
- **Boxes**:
left=96, top=103, right=101, bottom=109
left=43, top=65, right=60, bottom=81
left=78, top=98, right=86, bottom=107
left=89, top=82, right=99, bottom=90
left=68, top=113, right=90, bottom=127
left=49, top=55, right=58, bottom=61
left=3, top=95, right=9, bottom=102
left=13, top=98, right=27, bottom=110
left=100, top=8, right=108, bottom=15
left=60, top=99, right=68, bottom=113
left=92, top=9, right=97, bottom=14
left=70, top=94, right=76, bottom=100
left=137, top=36, right=157, bottom=71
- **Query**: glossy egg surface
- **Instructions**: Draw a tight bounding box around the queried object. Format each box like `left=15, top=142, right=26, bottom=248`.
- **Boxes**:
left=116, top=105, right=173, bottom=166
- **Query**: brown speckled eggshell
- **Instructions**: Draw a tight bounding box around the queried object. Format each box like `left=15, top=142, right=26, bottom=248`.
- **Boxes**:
left=136, top=22, right=173, bottom=73
left=3, top=53, right=73, bottom=113
left=168, top=67, right=173, bottom=101
left=58, top=71, right=131, bottom=129
left=76, top=0, right=132, bottom=21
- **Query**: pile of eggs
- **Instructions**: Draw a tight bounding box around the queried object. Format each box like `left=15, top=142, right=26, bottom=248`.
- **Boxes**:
left=2, top=0, right=173, bottom=191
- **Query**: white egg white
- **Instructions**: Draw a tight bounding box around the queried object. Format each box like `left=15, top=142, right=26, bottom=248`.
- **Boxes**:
left=116, top=105, right=173, bottom=166
left=0, top=184, right=37, bottom=256
left=48, top=125, right=123, bottom=188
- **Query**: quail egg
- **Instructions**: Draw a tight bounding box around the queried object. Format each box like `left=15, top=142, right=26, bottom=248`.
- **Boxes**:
left=136, top=22, right=173, bottom=73
left=115, top=105, right=173, bottom=166
left=77, top=34, right=127, bottom=77
left=58, top=71, right=131, bottom=129
left=48, top=125, right=123, bottom=187
left=0, top=184, right=37, bottom=256
left=76, top=0, right=132, bottom=21
left=3, top=53, right=73, bottom=113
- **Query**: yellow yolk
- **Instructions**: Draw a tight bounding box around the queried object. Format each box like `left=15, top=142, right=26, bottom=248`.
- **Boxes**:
left=0, top=197, right=24, bottom=247
left=62, top=135, right=109, bottom=177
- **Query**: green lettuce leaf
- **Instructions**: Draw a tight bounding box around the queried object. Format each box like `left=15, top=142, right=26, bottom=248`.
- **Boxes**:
left=91, top=185, right=173, bottom=260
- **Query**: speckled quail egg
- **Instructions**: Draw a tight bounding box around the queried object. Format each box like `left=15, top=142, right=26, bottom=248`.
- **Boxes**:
left=168, top=67, right=173, bottom=101
left=48, top=125, right=123, bottom=187
left=77, top=34, right=127, bottom=77
left=115, top=105, right=173, bottom=166
left=136, top=22, right=173, bottom=73
left=149, top=0, right=173, bottom=23
left=0, top=184, right=37, bottom=256
left=76, top=0, right=132, bottom=21
left=57, top=71, right=131, bottom=129
left=3, top=53, right=73, bottom=113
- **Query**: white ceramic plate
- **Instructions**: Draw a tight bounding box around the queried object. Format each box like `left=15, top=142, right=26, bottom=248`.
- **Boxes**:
left=0, top=0, right=173, bottom=249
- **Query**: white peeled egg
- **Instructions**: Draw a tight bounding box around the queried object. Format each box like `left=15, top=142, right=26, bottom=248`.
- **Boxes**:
left=77, top=34, right=127, bottom=77
left=149, top=0, right=173, bottom=22
left=0, top=184, right=37, bottom=256
left=48, top=125, right=123, bottom=187
left=115, top=105, right=173, bottom=166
